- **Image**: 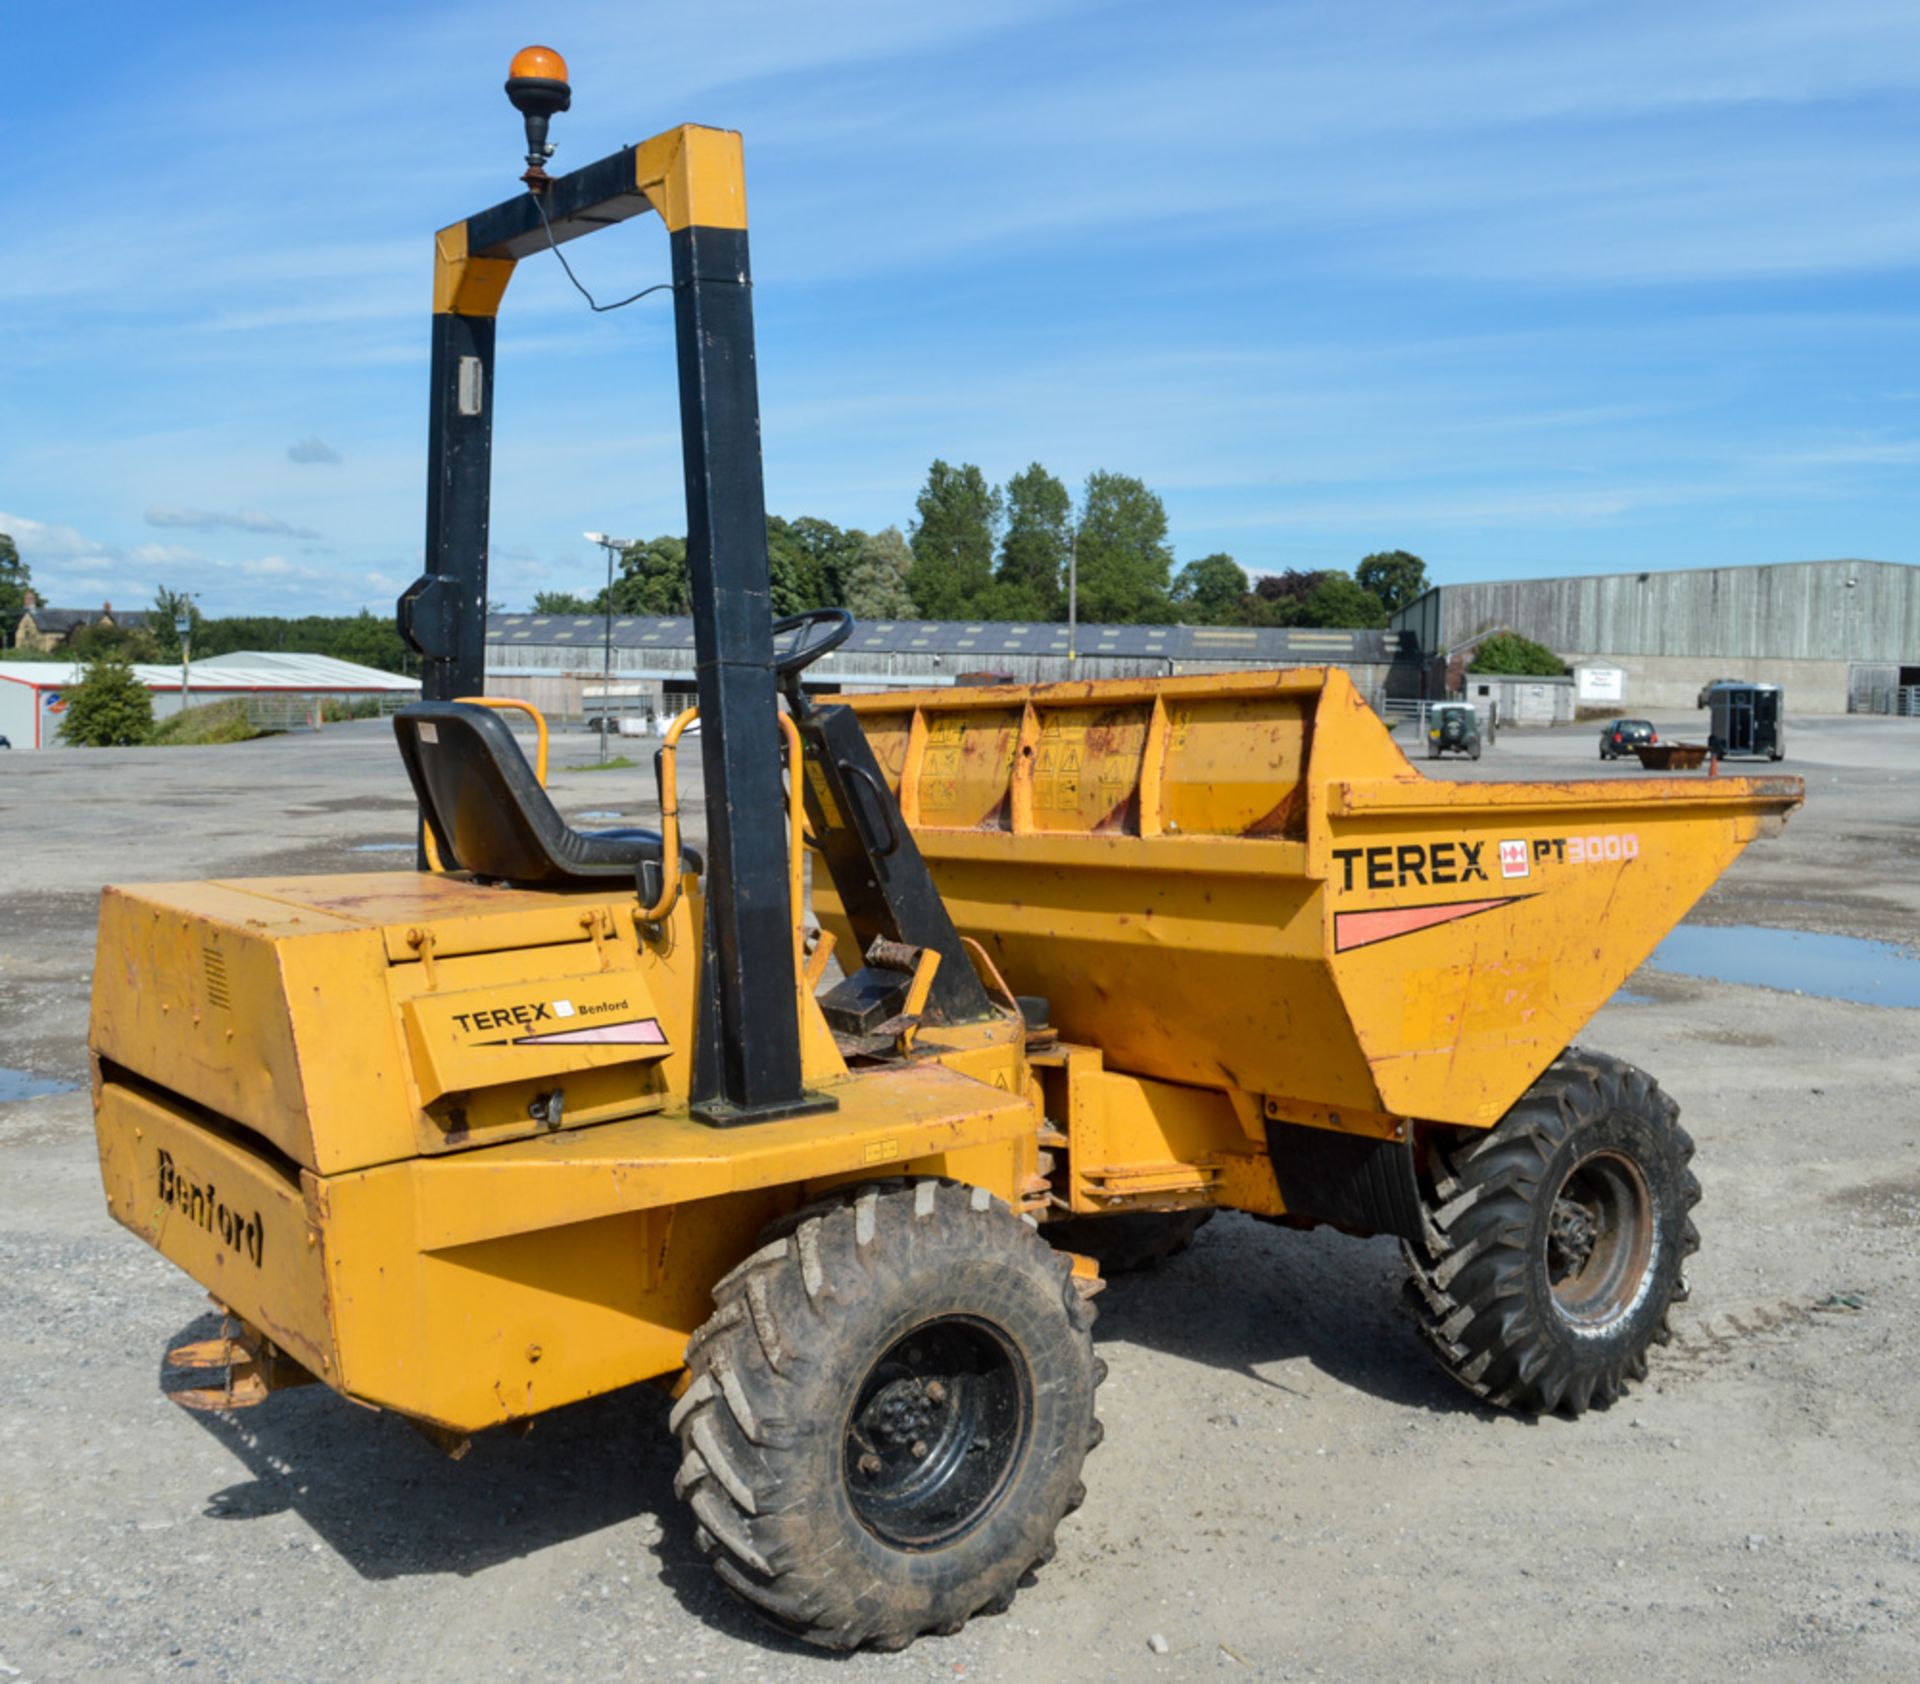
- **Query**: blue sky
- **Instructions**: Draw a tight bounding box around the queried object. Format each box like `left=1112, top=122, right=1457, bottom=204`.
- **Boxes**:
left=3, top=0, right=1916, bottom=617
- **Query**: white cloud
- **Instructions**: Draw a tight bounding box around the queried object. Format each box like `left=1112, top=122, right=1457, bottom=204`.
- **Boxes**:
left=146, top=506, right=324, bottom=540
left=128, top=542, right=203, bottom=567
left=287, top=436, right=342, bottom=464
left=0, top=509, right=119, bottom=566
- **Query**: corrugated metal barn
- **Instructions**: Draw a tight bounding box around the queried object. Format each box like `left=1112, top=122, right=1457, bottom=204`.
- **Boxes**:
left=1392, top=558, right=1920, bottom=714
left=486, top=614, right=1403, bottom=722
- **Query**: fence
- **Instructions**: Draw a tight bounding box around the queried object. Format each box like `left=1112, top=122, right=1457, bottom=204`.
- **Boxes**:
left=1847, top=667, right=1920, bottom=716
left=232, top=693, right=416, bottom=731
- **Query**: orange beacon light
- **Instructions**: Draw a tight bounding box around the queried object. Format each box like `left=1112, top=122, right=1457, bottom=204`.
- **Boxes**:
left=505, top=46, right=572, bottom=181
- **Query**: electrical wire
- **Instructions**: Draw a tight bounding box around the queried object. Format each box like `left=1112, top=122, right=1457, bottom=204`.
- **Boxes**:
left=528, top=189, right=674, bottom=312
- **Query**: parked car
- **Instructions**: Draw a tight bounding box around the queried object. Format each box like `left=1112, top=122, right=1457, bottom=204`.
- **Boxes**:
left=1427, top=702, right=1482, bottom=761
left=1599, top=718, right=1657, bottom=760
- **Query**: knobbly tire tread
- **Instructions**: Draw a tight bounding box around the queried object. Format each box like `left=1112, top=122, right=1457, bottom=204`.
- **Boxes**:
left=1042, top=1208, right=1214, bottom=1275
left=1401, top=1048, right=1699, bottom=1417
left=674, top=1179, right=1102, bottom=1651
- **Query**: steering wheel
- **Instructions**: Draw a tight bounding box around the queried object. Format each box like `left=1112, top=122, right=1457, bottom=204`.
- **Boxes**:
left=772, top=607, right=855, bottom=678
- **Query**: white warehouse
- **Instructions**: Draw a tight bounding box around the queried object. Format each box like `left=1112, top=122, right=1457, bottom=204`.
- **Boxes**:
left=0, top=651, right=418, bottom=750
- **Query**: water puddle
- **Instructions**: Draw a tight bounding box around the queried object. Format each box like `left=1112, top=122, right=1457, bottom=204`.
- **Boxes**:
left=0, top=1067, right=79, bottom=1103
left=1647, top=925, right=1920, bottom=1009
left=349, top=842, right=414, bottom=853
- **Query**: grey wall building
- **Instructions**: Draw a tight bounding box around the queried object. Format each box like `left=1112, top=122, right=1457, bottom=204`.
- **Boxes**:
left=486, top=614, right=1404, bottom=722
left=1393, top=558, right=1920, bottom=714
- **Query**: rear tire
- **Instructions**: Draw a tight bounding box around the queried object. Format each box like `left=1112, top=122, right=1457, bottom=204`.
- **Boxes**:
left=1401, top=1050, right=1698, bottom=1416
left=673, top=1180, right=1102, bottom=1651
left=1044, top=1208, right=1213, bottom=1275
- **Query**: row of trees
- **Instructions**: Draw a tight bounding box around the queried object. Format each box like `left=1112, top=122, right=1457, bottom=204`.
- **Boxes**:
left=3, top=458, right=1431, bottom=682
left=538, top=465, right=1429, bottom=631
left=536, top=517, right=919, bottom=622
left=0, top=568, right=413, bottom=675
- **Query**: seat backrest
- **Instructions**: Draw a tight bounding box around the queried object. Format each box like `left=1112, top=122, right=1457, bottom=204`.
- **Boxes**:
left=393, top=701, right=656, bottom=885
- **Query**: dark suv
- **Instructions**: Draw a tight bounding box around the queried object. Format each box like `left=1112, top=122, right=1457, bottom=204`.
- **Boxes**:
left=1599, top=718, right=1656, bottom=760
left=1427, top=703, right=1483, bottom=761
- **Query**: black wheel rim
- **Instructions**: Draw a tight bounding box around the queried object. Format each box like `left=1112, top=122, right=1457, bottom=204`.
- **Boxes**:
left=1546, top=1150, right=1656, bottom=1329
left=843, top=1316, right=1030, bottom=1549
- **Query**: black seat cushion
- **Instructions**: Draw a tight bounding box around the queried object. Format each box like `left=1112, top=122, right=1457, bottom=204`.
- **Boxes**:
left=393, top=702, right=701, bottom=887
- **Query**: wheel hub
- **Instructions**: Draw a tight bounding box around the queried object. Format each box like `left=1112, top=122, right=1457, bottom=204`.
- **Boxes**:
left=861, top=1375, right=945, bottom=1450
left=844, top=1318, right=1029, bottom=1550
left=1548, top=1196, right=1598, bottom=1277
left=1544, top=1150, right=1657, bottom=1330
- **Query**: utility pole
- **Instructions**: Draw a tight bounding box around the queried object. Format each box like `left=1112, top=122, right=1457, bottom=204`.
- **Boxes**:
left=583, top=532, right=630, bottom=761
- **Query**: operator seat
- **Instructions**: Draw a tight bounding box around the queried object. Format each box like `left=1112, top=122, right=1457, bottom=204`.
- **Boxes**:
left=393, top=701, right=701, bottom=887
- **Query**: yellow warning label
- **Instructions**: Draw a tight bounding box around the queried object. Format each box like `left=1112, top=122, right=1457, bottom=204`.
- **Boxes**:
left=864, top=1137, right=901, bottom=1164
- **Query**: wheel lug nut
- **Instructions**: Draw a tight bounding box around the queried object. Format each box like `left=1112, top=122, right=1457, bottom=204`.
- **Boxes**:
left=911, top=1440, right=928, bottom=1459
left=925, top=1381, right=947, bottom=1404
left=858, top=1453, right=882, bottom=1476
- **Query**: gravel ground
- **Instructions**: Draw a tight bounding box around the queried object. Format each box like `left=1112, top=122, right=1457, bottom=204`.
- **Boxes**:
left=2, top=710, right=1916, bottom=1682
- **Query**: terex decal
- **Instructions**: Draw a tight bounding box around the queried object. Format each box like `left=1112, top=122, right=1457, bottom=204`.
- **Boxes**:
left=1334, top=833, right=1643, bottom=895
left=1331, top=841, right=1489, bottom=892
left=458, top=995, right=668, bottom=1050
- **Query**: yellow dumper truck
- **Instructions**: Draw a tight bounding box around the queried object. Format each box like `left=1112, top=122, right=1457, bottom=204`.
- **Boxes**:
left=88, top=52, right=1802, bottom=1651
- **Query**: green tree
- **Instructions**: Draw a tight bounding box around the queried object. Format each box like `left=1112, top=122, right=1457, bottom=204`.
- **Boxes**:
left=150, top=584, right=204, bottom=660
left=69, top=619, right=161, bottom=661
left=532, top=589, right=599, bottom=614
left=1355, top=549, right=1429, bottom=614
left=766, top=515, right=861, bottom=616
left=0, top=533, right=29, bottom=649
left=1298, top=571, right=1388, bottom=629
left=908, top=460, right=1001, bottom=618
left=1170, top=552, right=1248, bottom=624
left=329, top=609, right=411, bottom=672
left=1243, top=569, right=1327, bottom=627
left=61, top=654, right=155, bottom=746
left=843, top=526, right=915, bottom=619
left=995, top=463, right=1070, bottom=621
left=1468, top=631, right=1565, bottom=676
left=610, top=536, right=691, bottom=615
left=1073, top=472, right=1173, bottom=623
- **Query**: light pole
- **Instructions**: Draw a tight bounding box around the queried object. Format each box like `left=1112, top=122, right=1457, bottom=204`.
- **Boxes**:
left=583, top=531, right=631, bottom=761
left=1066, top=526, right=1078, bottom=663
left=175, top=609, right=194, bottom=715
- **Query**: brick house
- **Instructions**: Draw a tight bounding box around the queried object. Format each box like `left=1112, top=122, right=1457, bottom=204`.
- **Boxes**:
left=13, top=592, right=152, bottom=652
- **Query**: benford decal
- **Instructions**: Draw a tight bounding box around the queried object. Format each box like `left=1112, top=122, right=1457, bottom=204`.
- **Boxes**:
left=156, top=1148, right=264, bottom=1267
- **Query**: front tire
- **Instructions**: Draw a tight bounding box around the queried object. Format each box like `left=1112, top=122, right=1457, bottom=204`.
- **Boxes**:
left=1402, top=1050, right=1698, bottom=1416
left=673, top=1180, right=1102, bottom=1650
